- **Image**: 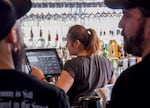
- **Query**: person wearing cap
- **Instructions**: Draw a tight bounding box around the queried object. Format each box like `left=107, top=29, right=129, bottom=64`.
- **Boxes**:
left=0, top=0, right=70, bottom=108
left=104, top=0, right=150, bottom=107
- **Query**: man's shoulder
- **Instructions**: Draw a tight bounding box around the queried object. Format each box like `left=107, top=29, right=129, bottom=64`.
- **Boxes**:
left=0, top=69, right=63, bottom=92
left=0, top=70, right=70, bottom=108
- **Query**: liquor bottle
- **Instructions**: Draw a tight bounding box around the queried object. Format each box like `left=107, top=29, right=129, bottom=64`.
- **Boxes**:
left=27, top=28, right=35, bottom=48
left=108, top=40, right=119, bottom=58
left=54, top=33, right=63, bottom=58
left=54, top=33, right=59, bottom=48
left=98, top=39, right=104, bottom=56
left=46, top=31, right=52, bottom=48
left=37, top=28, right=45, bottom=48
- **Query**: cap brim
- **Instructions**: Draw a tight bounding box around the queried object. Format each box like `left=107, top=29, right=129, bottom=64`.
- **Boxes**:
left=104, top=0, right=130, bottom=9
left=10, top=0, right=32, bottom=19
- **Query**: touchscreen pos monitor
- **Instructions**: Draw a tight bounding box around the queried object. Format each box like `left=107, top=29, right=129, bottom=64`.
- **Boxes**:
left=25, top=48, right=62, bottom=76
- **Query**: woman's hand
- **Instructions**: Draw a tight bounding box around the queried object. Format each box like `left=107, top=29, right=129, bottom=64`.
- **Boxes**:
left=31, top=66, right=47, bottom=82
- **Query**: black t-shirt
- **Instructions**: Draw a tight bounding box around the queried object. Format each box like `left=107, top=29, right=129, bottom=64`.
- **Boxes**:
left=107, top=54, right=150, bottom=108
left=63, top=55, right=114, bottom=105
left=0, top=70, right=70, bottom=108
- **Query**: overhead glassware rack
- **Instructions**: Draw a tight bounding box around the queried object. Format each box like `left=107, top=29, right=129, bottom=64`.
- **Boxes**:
left=21, top=0, right=123, bottom=48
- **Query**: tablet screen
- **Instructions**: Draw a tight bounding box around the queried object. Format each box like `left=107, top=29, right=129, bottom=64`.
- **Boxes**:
left=25, top=48, right=62, bottom=75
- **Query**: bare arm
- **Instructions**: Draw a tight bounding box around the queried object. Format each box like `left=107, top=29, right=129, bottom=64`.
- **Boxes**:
left=108, top=73, right=116, bottom=84
left=31, top=66, right=47, bottom=82
left=31, top=67, right=74, bottom=93
left=56, top=70, right=74, bottom=93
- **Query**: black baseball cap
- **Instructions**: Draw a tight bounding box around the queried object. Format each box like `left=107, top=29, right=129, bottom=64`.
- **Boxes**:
left=104, top=0, right=150, bottom=10
left=10, top=0, right=32, bottom=19
left=0, top=0, right=31, bottom=41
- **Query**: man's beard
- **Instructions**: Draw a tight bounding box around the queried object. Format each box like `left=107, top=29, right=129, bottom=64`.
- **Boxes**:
left=12, top=49, right=25, bottom=72
left=123, top=22, right=145, bottom=57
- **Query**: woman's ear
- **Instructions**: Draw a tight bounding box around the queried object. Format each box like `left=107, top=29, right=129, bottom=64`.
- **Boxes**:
left=73, top=40, right=80, bottom=48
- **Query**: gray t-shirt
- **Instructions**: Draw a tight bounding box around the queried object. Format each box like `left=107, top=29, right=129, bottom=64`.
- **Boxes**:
left=63, top=55, right=114, bottom=105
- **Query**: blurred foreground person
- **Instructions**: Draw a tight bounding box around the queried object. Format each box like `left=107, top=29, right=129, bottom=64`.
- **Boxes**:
left=0, top=0, right=70, bottom=108
left=104, top=0, right=150, bottom=107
